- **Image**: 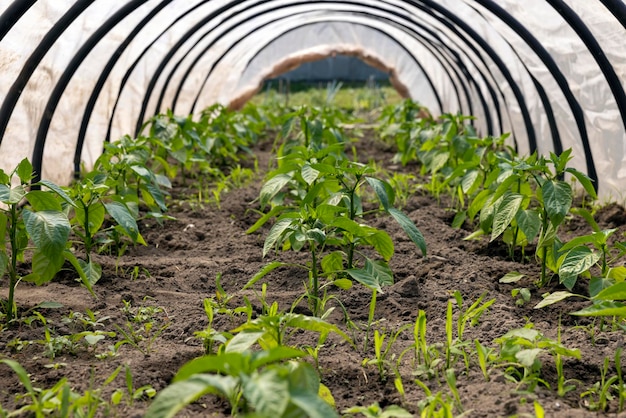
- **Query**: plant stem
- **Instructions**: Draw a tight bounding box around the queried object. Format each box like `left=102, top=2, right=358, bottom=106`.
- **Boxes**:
left=310, top=244, right=319, bottom=316
left=347, top=181, right=357, bottom=269
left=364, top=290, right=377, bottom=351
left=540, top=209, right=549, bottom=286
left=7, top=204, right=18, bottom=323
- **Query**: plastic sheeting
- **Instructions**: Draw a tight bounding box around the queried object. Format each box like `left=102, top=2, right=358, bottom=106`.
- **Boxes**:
left=0, top=1, right=625, bottom=200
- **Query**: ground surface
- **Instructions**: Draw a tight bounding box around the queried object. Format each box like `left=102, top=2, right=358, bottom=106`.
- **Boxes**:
left=1, top=130, right=626, bottom=417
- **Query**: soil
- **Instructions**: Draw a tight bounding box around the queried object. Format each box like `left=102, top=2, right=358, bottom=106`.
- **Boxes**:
left=1, top=130, right=626, bottom=417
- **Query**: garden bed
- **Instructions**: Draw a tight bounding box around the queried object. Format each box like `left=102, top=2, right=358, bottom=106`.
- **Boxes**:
left=1, top=125, right=625, bottom=417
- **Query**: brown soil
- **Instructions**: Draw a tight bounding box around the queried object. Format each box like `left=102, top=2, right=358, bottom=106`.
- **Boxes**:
left=1, top=131, right=626, bottom=417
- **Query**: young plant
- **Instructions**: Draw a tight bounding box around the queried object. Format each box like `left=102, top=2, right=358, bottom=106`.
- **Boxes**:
left=145, top=343, right=338, bottom=417
left=229, top=300, right=351, bottom=350
left=469, top=149, right=596, bottom=285
left=493, top=324, right=581, bottom=393
left=191, top=297, right=233, bottom=354
left=249, top=146, right=426, bottom=317
left=110, top=365, right=156, bottom=407
left=445, top=291, right=495, bottom=370
left=362, top=324, right=411, bottom=382
left=115, top=299, right=170, bottom=355
left=0, top=158, right=86, bottom=323
left=343, top=402, right=413, bottom=418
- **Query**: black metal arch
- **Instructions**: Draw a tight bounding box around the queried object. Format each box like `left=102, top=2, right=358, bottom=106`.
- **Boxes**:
left=1, top=0, right=623, bottom=190
left=74, top=0, right=174, bottom=177
left=162, top=1, right=503, bottom=134
left=31, top=1, right=149, bottom=184
left=105, top=0, right=233, bottom=143
left=547, top=0, right=626, bottom=135
left=0, top=1, right=94, bottom=147
left=137, top=1, right=469, bottom=130
left=0, top=0, right=37, bottom=41
left=471, top=0, right=598, bottom=190
left=403, top=0, right=536, bottom=154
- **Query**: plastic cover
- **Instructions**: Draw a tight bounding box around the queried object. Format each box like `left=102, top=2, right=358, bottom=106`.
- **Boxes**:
left=0, top=1, right=624, bottom=200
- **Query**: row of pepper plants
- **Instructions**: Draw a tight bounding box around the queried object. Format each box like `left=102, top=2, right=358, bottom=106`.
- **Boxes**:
left=2, top=96, right=626, bottom=416
left=378, top=99, right=626, bottom=319
left=144, top=99, right=623, bottom=416
left=0, top=103, right=270, bottom=325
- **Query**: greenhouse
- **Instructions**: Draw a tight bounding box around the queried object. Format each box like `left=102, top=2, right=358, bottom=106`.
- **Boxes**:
left=1, top=1, right=626, bottom=417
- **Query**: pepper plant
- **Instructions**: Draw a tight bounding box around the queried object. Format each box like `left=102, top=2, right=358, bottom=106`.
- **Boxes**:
left=0, top=159, right=89, bottom=323
left=468, top=149, right=596, bottom=286
left=247, top=116, right=426, bottom=317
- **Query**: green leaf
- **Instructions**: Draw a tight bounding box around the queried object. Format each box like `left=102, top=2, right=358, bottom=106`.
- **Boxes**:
left=242, top=369, right=289, bottom=416
left=301, top=164, right=320, bottom=186
left=365, top=177, right=395, bottom=210
left=288, top=362, right=320, bottom=393
left=0, top=359, right=34, bottom=394
left=260, top=174, right=292, bottom=208
left=145, top=374, right=237, bottom=418
left=25, top=190, right=62, bottom=211
left=491, top=193, right=523, bottom=241
left=332, top=278, right=352, bottom=289
left=451, top=210, right=466, bottom=229
left=468, top=189, right=491, bottom=220
left=22, top=209, right=70, bottom=256
left=0, top=184, right=27, bottom=204
left=595, top=281, right=626, bottom=301
left=290, top=388, right=340, bottom=418
left=499, top=271, right=525, bottom=284
left=283, top=315, right=351, bottom=343
left=348, top=258, right=393, bottom=293
left=542, top=180, right=572, bottom=226
left=321, top=251, right=344, bottom=274
left=16, top=158, right=33, bottom=184
left=387, top=207, right=426, bottom=256
left=174, top=353, right=246, bottom=380
left=515, top=210, right=541, bottom=242
left=243, top=261, right=286, bottom=290
left=558, top=247, right=600, bottom=290
left=461, top=169, right=480, bottom=194
left=78, top=258, right=102, bottom=286
left=589, top=276, right=614, bottom=298
left=516, top=348, right=542, bottom=368
left=534, top=291, right=582, bottom=309
left=103, top=201, right=140, bottom=242
left=565, top=167, right=597, bottom=200
left=28, top=249, right=65, bottom=285
left=330, top=217, right=362, bottom=235
left=84, top=334, right=105, bottom=345
left=63, top=250, right=95, bottom=297
left=608, top=266, right=626, bottom=281
left=366, top=230, right=394, bottom=261
left=246, top=205, right=288, bottom=234
left=263, top=218, right=294, bottom=257
left=571, top=301, right=626, bottom=317
left=249, top=346, right=307, bottom=371
left=226, top=331, right=266, bottom=353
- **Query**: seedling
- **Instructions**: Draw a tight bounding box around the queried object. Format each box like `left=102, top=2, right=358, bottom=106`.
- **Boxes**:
left=343, top=402, right=413, bottom=418
left=115, top=299, right=170, bottom=355
left=229, top=301, right=351, bottom=350
left=110, top=365, right=156, bottom=407
left=191, top=297, right=233, bottom=354
left=362, top=324, right=411, bottom=382
left=494, top=325, right=580, bottom=393
left=0, top=159, right=78, bottom=323
left=146, top=344, right=338, bottom=417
